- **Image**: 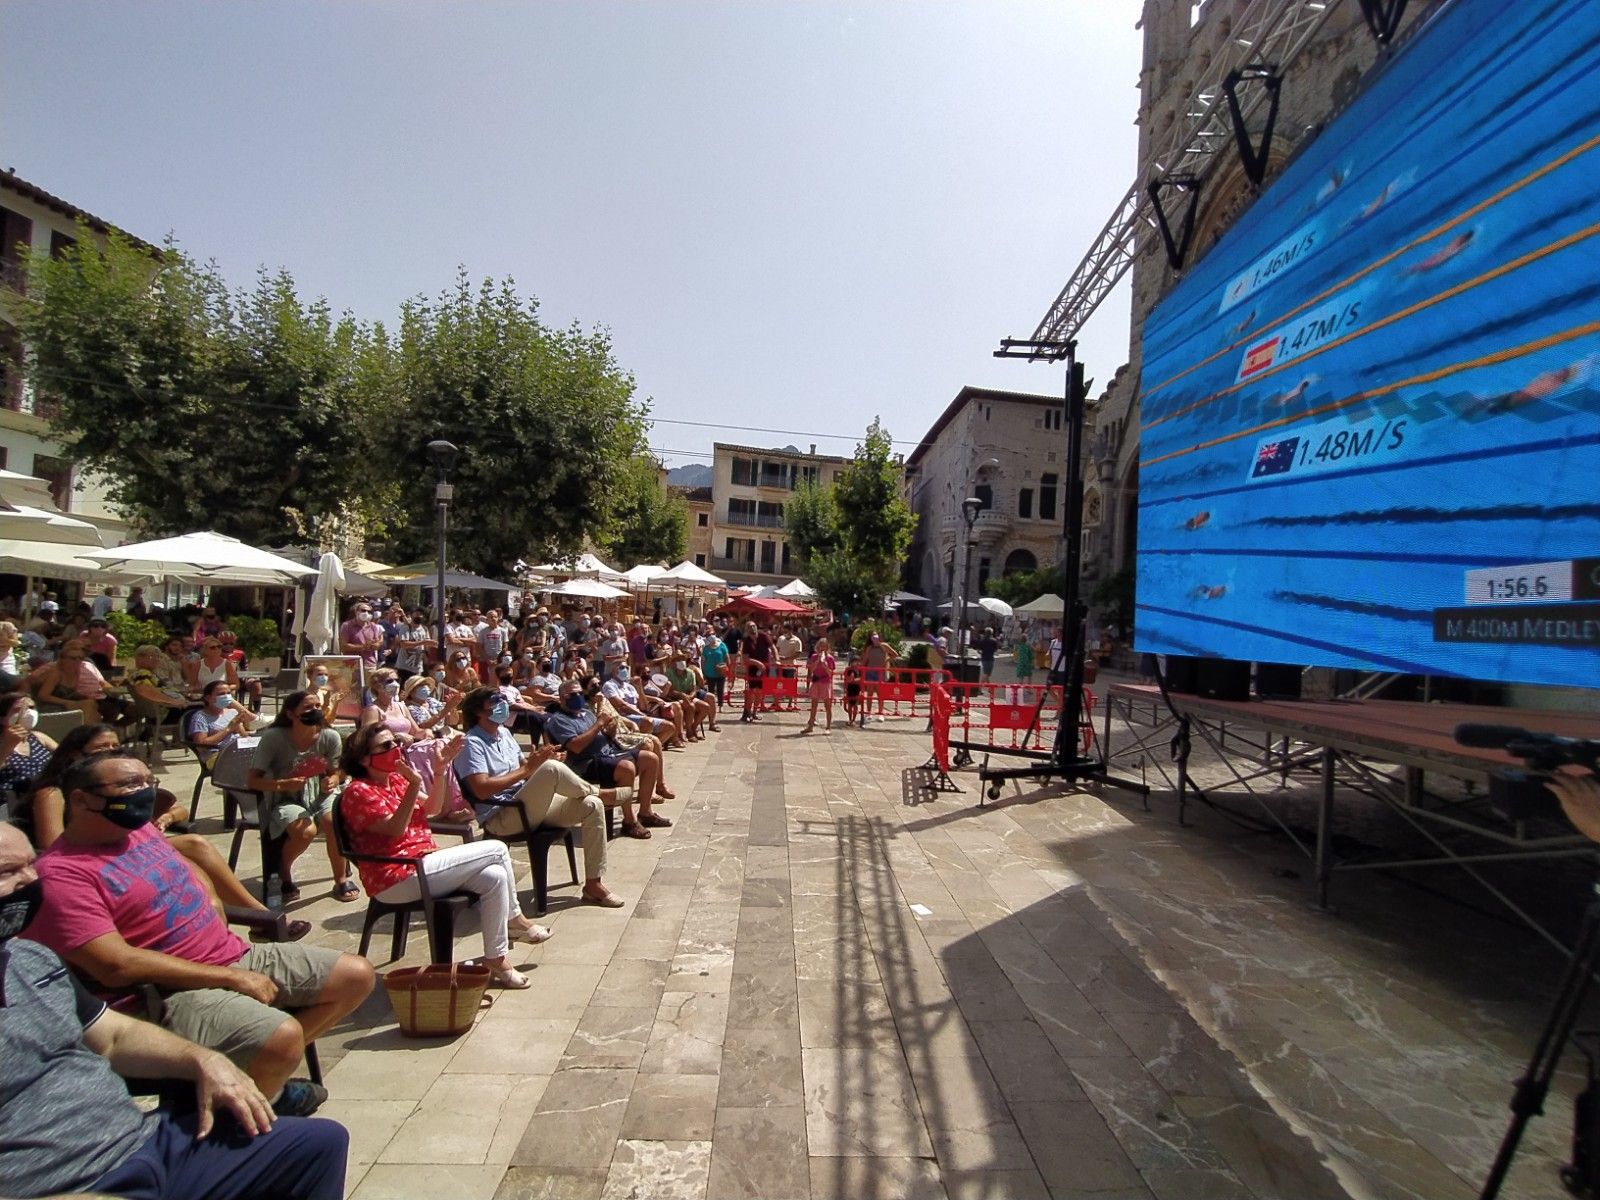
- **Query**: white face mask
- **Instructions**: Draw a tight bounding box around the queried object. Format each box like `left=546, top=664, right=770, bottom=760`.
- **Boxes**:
left=10, top=707, right=38, bottom=732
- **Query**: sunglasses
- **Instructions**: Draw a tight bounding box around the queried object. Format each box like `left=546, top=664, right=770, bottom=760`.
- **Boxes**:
left=370, top=740, right=397, bottom=753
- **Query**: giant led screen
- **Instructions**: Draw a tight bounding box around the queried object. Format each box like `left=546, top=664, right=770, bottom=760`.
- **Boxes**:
left=1134, top=0, right=1600, bottom=687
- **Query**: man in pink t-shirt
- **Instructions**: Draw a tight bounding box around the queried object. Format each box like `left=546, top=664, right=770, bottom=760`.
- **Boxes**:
left=338, top=600, right=384, bottom=670
left=27, top=749, right=374, bottom=1114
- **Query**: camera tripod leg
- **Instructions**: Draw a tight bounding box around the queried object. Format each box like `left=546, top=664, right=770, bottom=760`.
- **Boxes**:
left=1481, top=897, right=1600, bottom=1200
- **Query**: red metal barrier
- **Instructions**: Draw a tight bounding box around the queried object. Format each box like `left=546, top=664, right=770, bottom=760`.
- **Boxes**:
left=937, top=682, right=1099, bottom=763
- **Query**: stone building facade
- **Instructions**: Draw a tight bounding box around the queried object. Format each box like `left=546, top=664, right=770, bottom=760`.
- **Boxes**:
left=707, top=442, right=850, bottom=587
left=1083, top=0, right=1427, bottom=580
left=904, top=386, right=1074, bottom=608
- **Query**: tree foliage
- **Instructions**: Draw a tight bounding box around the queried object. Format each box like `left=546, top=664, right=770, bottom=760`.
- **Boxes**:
left=983, top=562, right=1067, bottom=607
left=784, top=417, right=916, bottom=619
left=372, top=273, right=647, bottom=575
left=20, top=235, right=649, bottom=577
left=600, top=460, right=688, bottom=567
left=19, top=230, right=394, bottom=545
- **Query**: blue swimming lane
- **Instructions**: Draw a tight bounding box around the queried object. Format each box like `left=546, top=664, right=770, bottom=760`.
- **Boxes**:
left=1134, top=0, right=1600, bottom=686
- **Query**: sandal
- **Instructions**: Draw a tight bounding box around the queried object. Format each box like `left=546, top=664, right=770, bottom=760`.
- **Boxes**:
left=332, top=880, right=360, bottom=903
left=279, top=881, right=302, bottom=903
left=250, top=917, right=313, bottom=943
left=509, top=921, right=553, bottom=945
left=655, top=787, right=676, bottom=800
left=640, top=812, right=673, bottom=829
left=488, top=964, right=531, bottom=990
left=620, top=820, right=653, bottom=840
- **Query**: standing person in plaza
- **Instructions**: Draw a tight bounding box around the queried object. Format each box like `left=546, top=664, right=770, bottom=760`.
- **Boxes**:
left=974, top=625, right=1000, bottom=684
left=745, top=620, right=776, bottom=711
left=392, top=605, right=431, bottom=681
left=801, top=638, right=836, bottom=734
left=1012, top=624, right=1036, bottom=683
left=601, top=623, right=629, bottom=681
left=700, top=626, right=730, bottom=711
left=476, top=609, right=509, bottom=680
left=775, top=623, right=804, bottom=712
left=859, top=631, right=897, bottom=718
left=339, top=600, right=384, bottom=675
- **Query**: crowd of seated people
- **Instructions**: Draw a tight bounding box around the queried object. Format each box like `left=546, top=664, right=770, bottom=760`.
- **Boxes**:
left=0, top=589, right=792, bottom=1198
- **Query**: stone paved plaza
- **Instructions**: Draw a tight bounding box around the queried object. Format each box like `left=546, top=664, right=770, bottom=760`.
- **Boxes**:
left=156, top=678, right=1580, bottom=1200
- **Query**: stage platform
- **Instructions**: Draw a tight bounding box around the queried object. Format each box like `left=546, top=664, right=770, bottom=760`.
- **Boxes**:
left=1101, top=683, right=1600, bottom=952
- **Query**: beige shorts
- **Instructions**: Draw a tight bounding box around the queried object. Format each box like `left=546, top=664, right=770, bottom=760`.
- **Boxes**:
left=159, top=942, right=341, bottom=1067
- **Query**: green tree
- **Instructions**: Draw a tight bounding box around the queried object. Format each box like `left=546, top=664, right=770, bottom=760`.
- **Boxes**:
left=600, top=460, right=688, bottom=566
left=784, top=479, right=841, bottom=564
left=373, top=272, right=649, bottom=576
left=785, top=417, right=916, bottom=619
left=984, top=562, right=1067, bottom=607
left=18, top=229, right=394, bottom=544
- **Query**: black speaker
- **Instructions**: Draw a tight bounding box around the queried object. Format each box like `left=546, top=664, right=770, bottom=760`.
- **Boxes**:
left=1195, top=657, right=1252, bottom=700
left=1255, top=662, right=1304, bottom=699
left=1162, top=655, right=1202, bottom=693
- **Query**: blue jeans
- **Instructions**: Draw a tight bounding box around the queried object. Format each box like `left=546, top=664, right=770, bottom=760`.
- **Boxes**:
left=89, top=1110, right=347, bottom=1200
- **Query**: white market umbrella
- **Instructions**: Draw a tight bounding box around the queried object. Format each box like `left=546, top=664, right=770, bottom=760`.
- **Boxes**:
left=0, top=504, right=105, bottom=546
left=300, top=552, right=344, bottom=656
left=978, top=597, right=1014, bottom=618
left=776, top=578, right=816, bottom=599
left=0, top=469, right=56, bottom=508
left=655, top=560, right=727, bottom=588
left=1016, top=592, right=1067, bottom=616
left=740, top=585, right=783, bottom=600
left=85, top=531, right=319, bottom=586
left=0, top=539, right=135, bottom=583
left=549, top=577, right=629, bottom=600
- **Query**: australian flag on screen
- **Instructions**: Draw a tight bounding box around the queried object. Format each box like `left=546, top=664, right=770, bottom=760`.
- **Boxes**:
left=1253, top=436, right=1299, bottom=478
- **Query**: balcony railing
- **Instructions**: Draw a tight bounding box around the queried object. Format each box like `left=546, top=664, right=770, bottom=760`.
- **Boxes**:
left=723, top=511, right=786, bottom=530
left=0, top=259, right=27, bottom=293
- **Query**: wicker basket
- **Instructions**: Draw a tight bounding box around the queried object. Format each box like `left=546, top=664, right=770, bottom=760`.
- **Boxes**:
left=384, top=962, right=494, bottom=1037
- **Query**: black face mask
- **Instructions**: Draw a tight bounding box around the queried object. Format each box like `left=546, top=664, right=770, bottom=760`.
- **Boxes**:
left=299, top=710, right=324, bottom=727
left=92, top=784, right=159, bottom=830
left=564, top=693, right=586, bottom=712
left=0, top=878, right=43, bottom=942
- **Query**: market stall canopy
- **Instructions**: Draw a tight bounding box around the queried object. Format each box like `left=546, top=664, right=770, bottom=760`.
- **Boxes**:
left=1015, top=593, right=1067, bottom=616
left=0, top=504, right=105, bottom=546
left=0, top=540, right=138, bottom=583
left=525, top=551, right=627, bottom=581
left=776, top=578, right=816, bottom=599
left=890, top=590, right=930, bottom=604
left=382, top=566, right=517, bottom=592
left=655, top=560, right=727, bottom=587
left=83, top=531, right=319, bottom=586
left=707, top=595, right=810, bottom=619
left=547, top=577, right=629, bottom=600
left=621, top=564, right=668, bottom=586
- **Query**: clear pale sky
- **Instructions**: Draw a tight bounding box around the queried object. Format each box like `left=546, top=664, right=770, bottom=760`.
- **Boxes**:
left=1, top=1, right=1141, bottom=468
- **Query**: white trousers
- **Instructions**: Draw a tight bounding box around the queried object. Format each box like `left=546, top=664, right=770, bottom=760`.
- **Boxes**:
left=375, top=840, right=521, bottom=961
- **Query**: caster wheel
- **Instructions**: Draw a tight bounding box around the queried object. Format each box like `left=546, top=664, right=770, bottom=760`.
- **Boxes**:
left=987, top=786, right=1002, bottom=801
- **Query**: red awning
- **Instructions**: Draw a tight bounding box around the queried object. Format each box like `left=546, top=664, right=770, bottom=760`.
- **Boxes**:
left=707, top=596, right=812, bottom=619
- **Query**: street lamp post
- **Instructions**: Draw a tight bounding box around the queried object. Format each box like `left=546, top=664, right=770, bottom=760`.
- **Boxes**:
left=953, top=495, right=982, bottom=671
left=426, top=439, right=459, bottom=662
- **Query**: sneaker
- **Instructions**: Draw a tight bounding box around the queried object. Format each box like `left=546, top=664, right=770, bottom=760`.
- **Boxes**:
left=274, top=1078, right=329, bottom=1117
